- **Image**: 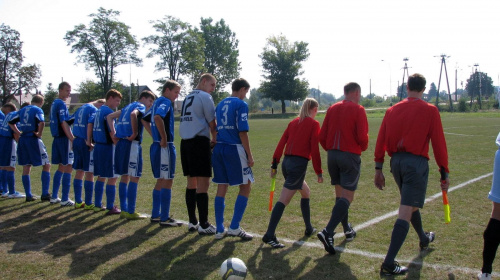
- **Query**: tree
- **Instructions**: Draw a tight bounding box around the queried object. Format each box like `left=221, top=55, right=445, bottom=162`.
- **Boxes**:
left=200, top=17, right=240, bottom=103
left=259, top=35, right=310, bottom=113
left=64, top=7, right=142, bottom=95
left=466, top=71, right=494, bottom=108
left=0, top=24, right=42, bottom=104
left=77, top=79, right=103, bottom=104
left=143, top=16, right=205, bottom=84
left=41, top=83, right=58, bottom=117
left=427, top=82, right=438, bottom=101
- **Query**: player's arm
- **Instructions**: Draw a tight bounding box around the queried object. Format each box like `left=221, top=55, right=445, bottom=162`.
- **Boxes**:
left=357, top=109, right=369, bottom=152
left=35, top=121, right=45, bottom=138
left=153, top=115, right=167, bottom=148
left=10, top=124, right=21, bottom=142
left=319, top=110, right=329, bottom=151
left=239, top=131, right=254, bottom=167
left=106, top=110, right=121, bottom=140
left=61, top=121, right=74, bottom=143
left=209, top=119, right=217, bottom=147
left=374, top=116, right=387, bottom=190
left=310, top=121, right=323, bottom=183
left=142, top=119, right=152, bottom=137
left=127, top=110, right=139, bottom=142
left=86, top=123, right=94, bottom=151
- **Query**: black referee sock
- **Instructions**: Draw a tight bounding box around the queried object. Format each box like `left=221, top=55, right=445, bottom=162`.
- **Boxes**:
left=482, top=218, right=500, bottom=274
left=336, top=197, right=350, bottom=232
left=410, top=210, right=427, bottom=242
left=325, top=197, right=350, bottom=235
left=185, top=189, right=198, bottom=225
left=384, top=219, right=410, bottom=266
left=300, top=198, right=313, bottom=232
left=196, top=192, right=209, bottom=228
left=265, top=201, right=286, bottom=238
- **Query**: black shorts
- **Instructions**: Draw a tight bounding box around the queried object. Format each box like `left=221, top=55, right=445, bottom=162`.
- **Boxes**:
left=181, top=136, right=212, bottom=177
left=390, top=153, right=429, bottom=208
left=282, top=155, right=308, bottom=190
left=327, top=150, right=361, bottom=191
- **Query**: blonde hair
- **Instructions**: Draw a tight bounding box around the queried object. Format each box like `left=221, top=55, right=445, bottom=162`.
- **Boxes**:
left=299, top=98, right=319, bottom=121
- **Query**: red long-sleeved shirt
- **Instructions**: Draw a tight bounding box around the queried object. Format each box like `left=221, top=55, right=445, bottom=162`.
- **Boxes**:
left=374, top=97, right=449, bottom=173
left=319, top=100, right=369, bottom=155
left=272, top=116, right=322, bottom=175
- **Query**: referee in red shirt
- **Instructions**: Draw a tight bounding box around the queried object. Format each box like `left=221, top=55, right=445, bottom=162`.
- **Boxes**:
left=317, top=82, right=369, bottom=254
left=374, top=73, right=450, bottom=276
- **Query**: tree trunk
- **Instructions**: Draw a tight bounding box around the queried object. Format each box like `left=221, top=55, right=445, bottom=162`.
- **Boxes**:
left=281, top=99, right=286, bottom=114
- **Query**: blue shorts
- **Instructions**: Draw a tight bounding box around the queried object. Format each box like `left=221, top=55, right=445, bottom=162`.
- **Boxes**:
left=390, top=153, right=429, bottom=208
left=489, top=149, right=500, bottom=203
left=212, top=143, right=254, bottom=186
left=0, top=136, right=16, bottom=168
left=93, top=143, right=116, bottom=178
left=115, top=139, right=142, bottom=177
left=150, top=142, right=176, bottom=179
left=281, top=155, right=308, bottom=190
left=327, top=150, right=361, bottom=191
left=17, top=136, right=50, bottom=166
left=72, top=137, right=94, bottom=172
left=52, top=136, right=74, bottom=165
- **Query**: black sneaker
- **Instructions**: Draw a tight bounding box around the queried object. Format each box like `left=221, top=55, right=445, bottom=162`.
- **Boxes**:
left=262, top=234, right=285, bottom=248
left=40, top=194, right=51, bottom=202
left=304, top=227, right=317, bottom=237
left=380, top=261, right=408, bottom=276
left=419, top=231, right=435, bottom=250
left=159, top=218, right=182, bottom=227
left=345, top=223, right=357, bottom=241
left=317, top=229, right=335, bottom=254
left=25, top=196, right=38, bottom=202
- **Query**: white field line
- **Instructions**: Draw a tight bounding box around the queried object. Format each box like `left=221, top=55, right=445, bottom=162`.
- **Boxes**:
left=176, top=172, right=496, bottom=276
left=444, top=132, right=477, bottom=137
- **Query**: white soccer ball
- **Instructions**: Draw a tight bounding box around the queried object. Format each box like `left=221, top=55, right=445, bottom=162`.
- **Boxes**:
left=219, top=257, right=247, bottom=280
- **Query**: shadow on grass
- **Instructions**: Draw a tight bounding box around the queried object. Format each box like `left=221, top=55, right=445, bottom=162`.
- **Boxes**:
left=101, top=232, right=239, bottom=279
left=406, top=247, right=435, bottom=279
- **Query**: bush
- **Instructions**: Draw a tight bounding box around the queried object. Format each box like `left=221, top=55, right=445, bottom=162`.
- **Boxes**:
left=458, top=98, right=469, bottom=112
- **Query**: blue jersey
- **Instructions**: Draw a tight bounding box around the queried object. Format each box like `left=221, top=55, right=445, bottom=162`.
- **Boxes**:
left=50, top=98, right=70, bottom=137
left=149, top=96, right=174, bottom=143
left=9, top=105, right=44, bottom=135
left=70, top=104, right=97, bottom=139
left=215, top=97, right=249, bottom=145
left=92, top=105, right=114, bottom=144
left=115, top=101, right=146, bottom=143
left=0, top=111, right=18, bottom=137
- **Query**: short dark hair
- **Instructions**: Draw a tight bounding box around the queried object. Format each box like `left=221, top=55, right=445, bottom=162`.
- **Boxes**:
left=31, top=94, right=44, bottom=104
left=161, top=80, right=181, bottom=94
left=21, top=102, right=30, bottom=108
left=138, top=90, right=156, bottom=101
left=105, top=89, right=123, bottom=100
left=58, top=81, right=71, bottom=91
left=231, top=78, right=250, bottom=92
left=407, top=73, right=426, bottom=92
left=344, top=82, right=361, bottom=95
left=1, top=102, right=16, bottom=112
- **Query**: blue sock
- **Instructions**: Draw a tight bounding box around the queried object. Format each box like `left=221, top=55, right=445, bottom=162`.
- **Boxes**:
left=61, top=172, right=71, bottom=201
left=52, top=170, right=63, bottom=199
left=22, top=175, right=32, bottom=197
left=94, top=180, right=105, bottom=208
left=7, top=171, right=15, bottom=194
left=214, top=196, right=225, bottom=233
left=84, top=180, right=94, bottom=205
left=152, top=189, right=161, bottom=218
left=41, top=171, right=50, bottom=196
left=230, top=195, right=248, bottom=230
left=160, top=188, right=172, bottom=221
left=0, top=170, right=6, bottom=193
left=73, top=179, right=83, bottom=204
left=118, top=182, right=128, bottom=213
left=127, top=182, right=138, bottom=214
left=106, top=184, right=116, bottom=210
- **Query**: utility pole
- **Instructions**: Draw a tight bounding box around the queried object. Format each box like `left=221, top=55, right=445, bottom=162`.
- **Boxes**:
left=475, top=63, right=482, bottom=109
left=398, top=58, right=410, bottom=101
left=434, top=54, right=453, bottom=111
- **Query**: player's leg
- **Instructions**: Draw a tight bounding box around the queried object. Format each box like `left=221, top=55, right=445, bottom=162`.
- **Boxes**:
left=181, top=139, right=199, bottom=229
left=214, top=184, right=228, bottom=237
left=325, top=188, right=354, bottom=235
left=334, top=185, right=350, bottom=233
left=194, top=137, right=213, bottom=232
left=263, top=187, right=297, bottom=243
left=73, top=169, right=85, bottom=208
left=299, top=182, right=315, bottom=235
left=0, top=167, right=7, bottom=197
left=126, top=176, right=146, bottom=220
left=123, top=141, right=143, bottom=219
left=94, top=177, right=106, bottom=211
left=60, top=164, right=74, bottom=206
left=105, top=177, right=120, bottom=214
left=83, top=171, right=95, bottom=209
left=118, top=175, right=130, bottom=215
left=22, top=165, right=35, bottom=201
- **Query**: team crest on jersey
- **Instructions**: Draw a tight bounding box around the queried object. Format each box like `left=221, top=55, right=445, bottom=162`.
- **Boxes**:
left=161, top=164, right=169, bottom=172
left=241, top=113, right=248, bottom=121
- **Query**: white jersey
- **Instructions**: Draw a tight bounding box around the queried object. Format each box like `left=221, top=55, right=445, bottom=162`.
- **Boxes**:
left=179, top=89, right=215, bottom=139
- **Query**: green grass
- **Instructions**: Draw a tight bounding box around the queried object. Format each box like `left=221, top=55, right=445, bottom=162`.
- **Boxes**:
left=0, top=112, right=499, bottom=279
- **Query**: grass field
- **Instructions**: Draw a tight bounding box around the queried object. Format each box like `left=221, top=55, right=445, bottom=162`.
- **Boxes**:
left=0, top=111, right=499, bottom=279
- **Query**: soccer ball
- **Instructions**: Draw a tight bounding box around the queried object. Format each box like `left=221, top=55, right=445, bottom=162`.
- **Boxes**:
left=219, top=257, right=247, bottom=280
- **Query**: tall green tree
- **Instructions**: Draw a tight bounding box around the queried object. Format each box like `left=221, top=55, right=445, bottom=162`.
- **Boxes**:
left=200, top=17, right=240, bottom=103
left=466, top=71, right=494, bottom=108
left=259, top=35, right=309, bottom=113
left=41, top=83, right=57, bottom=116
left=427, top=82, right=438, bottom=101
left=0, top=24, right=41, bottom=104
left=64, top=7, right=142, bottom=96
left=143, top=16, right=205, bottom=85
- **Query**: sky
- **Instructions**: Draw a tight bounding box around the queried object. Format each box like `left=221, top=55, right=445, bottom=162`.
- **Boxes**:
left=1, top=0, right=499, bottom=99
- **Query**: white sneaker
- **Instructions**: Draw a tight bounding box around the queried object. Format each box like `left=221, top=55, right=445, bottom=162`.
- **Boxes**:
left=215, top=230, right=227, bottom=240
left=478, top=272, right=492, bottom=280
left=198, top=224, right=216, bottom=235
left=50, top=197, right=61, bottom=204
left=1, top=192, right=8, bottom=198
left=188, top=222, right=199, bottom=232
left=228, top=227, right=253, bottom=240
left=60, top=199, right=75, bottom=207
left=8, top=191, right=26, bottom=199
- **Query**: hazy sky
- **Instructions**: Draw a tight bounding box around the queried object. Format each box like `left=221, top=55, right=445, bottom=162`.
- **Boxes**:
left=1, top=0, right=499, bottom=98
